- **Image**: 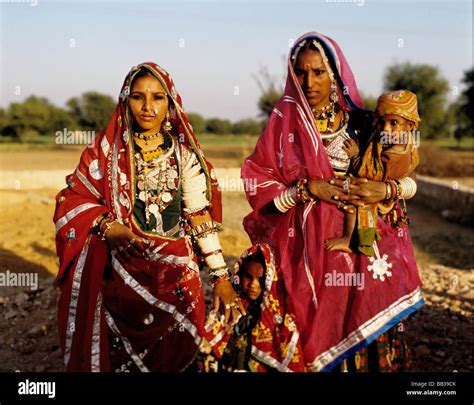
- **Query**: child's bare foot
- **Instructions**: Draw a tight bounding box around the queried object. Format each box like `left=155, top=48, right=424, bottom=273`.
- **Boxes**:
left=324, top=237, right=353, bottom=253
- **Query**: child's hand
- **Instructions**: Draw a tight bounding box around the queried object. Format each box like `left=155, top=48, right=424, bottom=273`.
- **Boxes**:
left=342, top=139, right=359, bottom=159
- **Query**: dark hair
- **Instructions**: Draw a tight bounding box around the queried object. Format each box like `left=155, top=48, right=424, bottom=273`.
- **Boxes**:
left=299, top=39, right=320, bottom=53
left=293, top=39, right=337, bottom=75
left=240, top=249, right=266, bottom=273
left=129, top=67, right=173, bottom=111
left=291, top=39, right=321, bottom=65
left=130, top=67, right=155, bottom=89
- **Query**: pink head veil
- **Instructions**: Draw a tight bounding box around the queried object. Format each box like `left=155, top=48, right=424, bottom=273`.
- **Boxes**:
left=241, top=32, right=423, bottom=371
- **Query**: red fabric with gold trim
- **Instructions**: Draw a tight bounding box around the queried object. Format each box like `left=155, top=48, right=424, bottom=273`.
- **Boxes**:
left=54, top=62, right=221, bottom=371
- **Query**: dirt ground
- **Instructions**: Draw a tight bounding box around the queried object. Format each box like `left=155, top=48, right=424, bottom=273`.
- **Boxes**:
left=0, top=146, right=472, bottom=372
left=0, top=187, right=254, bottom=372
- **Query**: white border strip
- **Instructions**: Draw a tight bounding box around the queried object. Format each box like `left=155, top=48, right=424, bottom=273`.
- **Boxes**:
left=308, top=287, right=423, bottom=371
left=63, top=235, right=91, bottom=367
left=55, top=203, right=101, bottom=232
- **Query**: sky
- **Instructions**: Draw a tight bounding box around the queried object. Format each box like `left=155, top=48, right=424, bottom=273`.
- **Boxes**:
left=0, top=0, right=472, bottom=121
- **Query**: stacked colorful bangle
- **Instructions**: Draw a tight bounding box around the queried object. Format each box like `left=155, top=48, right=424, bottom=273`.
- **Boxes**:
left=395, top=180, right=403, bottom=199
left=385, top=178, right=417, bottom=201
left=274, top=179, right=316, bottom=213
left=191, top=220, right=220, bottom=240
left=95, top=213, right=110, bottom=234
left=191, top=220, right=229, bottom=286
left=384, top=180, right=398, bottom=202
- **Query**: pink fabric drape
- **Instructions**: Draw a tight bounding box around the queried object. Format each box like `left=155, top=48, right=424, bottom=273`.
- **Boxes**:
left=241, top=32, right=423, bottom=371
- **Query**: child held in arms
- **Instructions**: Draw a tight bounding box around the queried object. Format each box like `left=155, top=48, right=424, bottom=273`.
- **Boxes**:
left=325, top=89, right=420, bottom=256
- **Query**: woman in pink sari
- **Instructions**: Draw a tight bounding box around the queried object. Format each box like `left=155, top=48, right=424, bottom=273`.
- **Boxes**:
left=241, top=32, right=423, bottom=371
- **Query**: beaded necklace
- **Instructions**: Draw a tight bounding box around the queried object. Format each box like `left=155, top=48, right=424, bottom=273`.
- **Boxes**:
left=133, top=130, right=162, bottom=142
left=134, top=135, right=180, bottom=227
left=133, top=131, right=172, bottom=162
left=312, top=101, right=340, bottom=133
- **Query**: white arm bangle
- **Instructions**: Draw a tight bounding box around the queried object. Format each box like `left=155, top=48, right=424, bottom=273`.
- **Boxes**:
left=206, top=252, right=226, bottom=269
left=196, top=232, right=226, bottom=269
left=273, top=186, right=297, bottom=213
left=183, top=172, right=207, bottom=192
left=197, top=232, right=222, bottom=254
left=182, top=168, right=210, bottom=212
left=398, top=177, right=417, bottom=199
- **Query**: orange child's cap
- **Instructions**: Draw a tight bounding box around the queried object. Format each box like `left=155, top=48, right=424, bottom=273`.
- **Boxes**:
left=375, top=90, right=421, bottom=129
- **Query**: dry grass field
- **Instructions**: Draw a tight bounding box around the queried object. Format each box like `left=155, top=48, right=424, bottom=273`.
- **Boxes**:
left=0, top=141, right=472, bottom=372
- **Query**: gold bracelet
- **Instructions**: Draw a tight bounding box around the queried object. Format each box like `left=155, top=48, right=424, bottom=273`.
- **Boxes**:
left=101, top=219, right=117, bottom=241
left=95, top=213, right=110, bottom=234
left=296, top=178, right=314, bottom=203
left=385, top=182, right=392, bottom=200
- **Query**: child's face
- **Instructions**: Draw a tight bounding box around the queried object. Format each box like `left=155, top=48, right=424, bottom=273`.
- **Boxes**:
left=240, top=261, right=264, bottom=301
left=375, top=114, right=415, bottom=144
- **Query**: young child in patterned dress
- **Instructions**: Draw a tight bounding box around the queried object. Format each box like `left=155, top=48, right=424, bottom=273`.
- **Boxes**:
left=198, top=243, right=305, bottom=372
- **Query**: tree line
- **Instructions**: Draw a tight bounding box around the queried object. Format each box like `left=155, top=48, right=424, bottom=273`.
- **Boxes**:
left=0, top=93, right=264, bottom=141
left=0, top=63, right=472, bottom=141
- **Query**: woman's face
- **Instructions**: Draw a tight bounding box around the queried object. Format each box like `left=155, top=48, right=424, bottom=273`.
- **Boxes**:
left=294, top=48, right=333, bottom=110
left=240, top=261, right=264, bottom=301
left=129, top=74, right=169, bottom=134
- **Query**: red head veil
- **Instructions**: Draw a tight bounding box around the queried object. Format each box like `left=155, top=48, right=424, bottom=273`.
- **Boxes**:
left=241, top=33, right=423, bottom=371
left=203, top=244, right=305, bottom=372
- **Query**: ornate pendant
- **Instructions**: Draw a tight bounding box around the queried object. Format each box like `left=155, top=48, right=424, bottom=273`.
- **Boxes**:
left=316, top=119, right=328, bottom=132
left=142, top=147, right=165, bottom=162
left=367, top=242, right=393, bottom=282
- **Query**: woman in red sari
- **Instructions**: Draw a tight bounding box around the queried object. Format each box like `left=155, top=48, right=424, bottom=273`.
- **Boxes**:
left=54, top=62, right=244, bottom=372
left=241, top=32, right=424, bottom=372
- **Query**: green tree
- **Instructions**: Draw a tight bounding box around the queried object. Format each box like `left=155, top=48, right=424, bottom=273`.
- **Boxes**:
left=50, top=106, right=78, bottom=132
left=8, top=96, right=52, bottom=138
left=205, top=118, right=232, bottom=134
left=187, top=112, right=205, bottom=133
left=383, top=63, right=450, bottom=139
left=67, top=91, right=115, bottom=131
left=454, top=68, right=474, bottom=143
left=254, top=66, right=283, bottom=118
left=0, top=108, right=7, bottom=136
left=360, top=93, right=377, bottom=112
left=4, top=96, right=78, bottom=139
left=3, top=96, right=76, bottom=139
left=231, top=118, right=263, bottom=135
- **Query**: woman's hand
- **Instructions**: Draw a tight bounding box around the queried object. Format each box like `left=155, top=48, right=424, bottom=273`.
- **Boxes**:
left=104, top=221, right=149, bottom=263
left=329, top=176, right=387, bottom=205
left=308, top=177, right=366, bottom=213
left=213, top=279, right=246, bottom=326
